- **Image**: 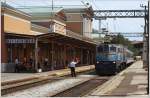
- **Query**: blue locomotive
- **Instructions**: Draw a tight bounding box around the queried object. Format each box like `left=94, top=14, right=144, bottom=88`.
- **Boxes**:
left=95, top=44, right=134, bottom=75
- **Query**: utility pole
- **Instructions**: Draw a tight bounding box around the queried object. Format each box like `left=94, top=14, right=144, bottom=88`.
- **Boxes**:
left=95, top=18, right=106, bottom=41
left=49, top=0, right=54, bottom=33
left=141, top=2, right=149, bottom=94
left=99, top=19, right=101, bottom=38
left=52, top=0, right=53, bottom=10
left=145, top=2, right=149, bottom=94
left=147, top=1, right=149, bottom=94
left=51, top=0, right=54, bottom=70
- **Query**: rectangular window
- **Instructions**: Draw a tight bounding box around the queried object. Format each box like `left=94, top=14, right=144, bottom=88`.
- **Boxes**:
left=103, top=45, right=109, bottom=52
left=110, top=46, right=116, bottom=52
left=98, top=46, right=103, bottom=52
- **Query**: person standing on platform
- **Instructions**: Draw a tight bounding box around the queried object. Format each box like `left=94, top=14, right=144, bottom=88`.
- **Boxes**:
left=44, top=57, right=48, bottom=66
left=68, top=58, right=79, bottom=77
left=22, top=57, right=27, bottom=71
left=29, top=56, right=33, bottom=67
left=14, top=57, right=19, bottom=72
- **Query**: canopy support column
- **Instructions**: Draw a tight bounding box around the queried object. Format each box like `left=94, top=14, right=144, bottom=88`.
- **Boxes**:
left=35, top=37, right=38, bottom=72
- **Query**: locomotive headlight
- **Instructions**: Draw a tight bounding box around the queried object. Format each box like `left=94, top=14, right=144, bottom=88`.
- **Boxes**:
left=113, top=61, right=116, bottom=64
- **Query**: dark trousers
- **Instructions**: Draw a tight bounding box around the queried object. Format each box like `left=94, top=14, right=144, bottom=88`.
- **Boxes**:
left=15, top=64, right=19, bottom=72
left=70, top=67, right=76, bottom=77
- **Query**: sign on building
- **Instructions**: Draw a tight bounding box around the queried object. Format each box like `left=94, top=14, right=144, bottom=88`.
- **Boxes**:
left=6, top=39, right=35, bottom=43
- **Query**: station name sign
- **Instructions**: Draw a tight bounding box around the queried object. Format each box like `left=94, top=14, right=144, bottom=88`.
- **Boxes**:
left=6, top=39, right=35, bottom=43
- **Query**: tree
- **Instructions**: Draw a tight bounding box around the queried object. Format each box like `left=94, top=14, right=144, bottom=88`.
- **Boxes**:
left=92, top=29, right=99, bottom=34
left=110, top=33, right=139, bottom=56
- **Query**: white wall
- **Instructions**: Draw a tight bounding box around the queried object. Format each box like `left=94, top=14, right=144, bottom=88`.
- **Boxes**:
left=83, top=18, right=92, bottom=38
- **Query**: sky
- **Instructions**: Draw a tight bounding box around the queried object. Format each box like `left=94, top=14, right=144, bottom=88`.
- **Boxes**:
left=2, top=0, right=149, bottom=41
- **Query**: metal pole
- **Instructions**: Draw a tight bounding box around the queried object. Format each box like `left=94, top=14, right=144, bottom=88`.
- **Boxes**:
left=147, top=1, right=149, bottom=94
left=52, top=0, right=53, bottom=10
left=64, top=45, right=66, bottom=67
left=81, top=48, right=83, bottom=64
left=144, top=6, right=147, bottom=67
left=144, top=5, right=148, bottom=94
left=49, top=0, right=54, bottom=33
left=35, top=37, right=38, bottom=72
left=51, top=40, right=54, bottom=70
left=99, top=19, right=101, bottom=37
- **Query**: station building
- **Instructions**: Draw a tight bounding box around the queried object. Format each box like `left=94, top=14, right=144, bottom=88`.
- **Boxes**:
left=1, top=3, right=97, bottom=72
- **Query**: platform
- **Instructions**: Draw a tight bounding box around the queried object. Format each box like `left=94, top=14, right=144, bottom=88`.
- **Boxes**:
left=87, top=61, right=148, bottom=97
left=1, top=65, right=95, bottom=84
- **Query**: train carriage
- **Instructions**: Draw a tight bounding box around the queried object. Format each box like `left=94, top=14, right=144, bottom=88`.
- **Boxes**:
left=95, top=44, right=134, bottom=75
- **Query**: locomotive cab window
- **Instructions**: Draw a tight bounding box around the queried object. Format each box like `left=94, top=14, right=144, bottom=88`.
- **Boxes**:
left=110, top=46, right=116, bottom=52
left=98, top=46, right=103, bottom=52
left=103, top=45, right=109, bottom=52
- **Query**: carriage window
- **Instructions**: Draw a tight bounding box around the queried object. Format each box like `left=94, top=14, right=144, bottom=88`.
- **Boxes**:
left=103, top=45, right=109, bottom=52
left=98, top=46, right=103, bottom=52
left=110, top=46, right=116, bottom=52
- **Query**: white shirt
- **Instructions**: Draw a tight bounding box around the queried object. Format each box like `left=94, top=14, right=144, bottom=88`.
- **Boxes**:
left=45, top=58, right=48, bottom=62
left=15, top=59, right=19, bottom=64
left=68, top=61, right=77, bottom=67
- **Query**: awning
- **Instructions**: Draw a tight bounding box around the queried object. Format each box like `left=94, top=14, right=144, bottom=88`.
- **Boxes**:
left=36, top=32, right=97, bottom=48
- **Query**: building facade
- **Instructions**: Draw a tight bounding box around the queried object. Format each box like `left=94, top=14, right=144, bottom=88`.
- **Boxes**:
left=1, top=3, right=97, bottom=72
left=65, top=6, right=93, bottom=38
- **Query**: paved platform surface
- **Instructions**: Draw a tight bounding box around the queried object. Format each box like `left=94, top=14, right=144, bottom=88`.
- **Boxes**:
left=1, top=65, right=95, bottom=83
left=87, top=61, right=148, bottom=97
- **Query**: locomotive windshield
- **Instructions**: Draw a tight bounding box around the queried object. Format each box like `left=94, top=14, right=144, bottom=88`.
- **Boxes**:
left=110, top=46, right=116, bottom=52
left=103, top=45, right=109, bottom=52
left=97, top=46, right=103, bottom=52
left=98, top=45, right=109, bottom=52
left=97, top=45, right=116, bottom=53
left=96, top=44, right=117, bottom=61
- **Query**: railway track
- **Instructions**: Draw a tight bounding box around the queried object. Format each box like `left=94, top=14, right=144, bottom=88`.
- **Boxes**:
left=1, top=75, right=62, bottom=95
left=1, top=69, right=95, bottom=96
left=52, top=76, right=110, bottom=97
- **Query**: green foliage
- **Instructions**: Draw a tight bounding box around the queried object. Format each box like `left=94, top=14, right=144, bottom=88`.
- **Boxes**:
left=110, top=33, right=139, bottom=56
left=92, top=29, right=99, bottom=34
left=111, top=34, right=127, bottom=45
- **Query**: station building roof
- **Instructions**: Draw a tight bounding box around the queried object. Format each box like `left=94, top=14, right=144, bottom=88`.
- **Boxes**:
left=1, top=2, right=31, bottom=20
left=2, top=3, right=46, bottom=36
left=16, top=6, right=64, bottom=20
left=2, top=3, right=97, bottom=45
